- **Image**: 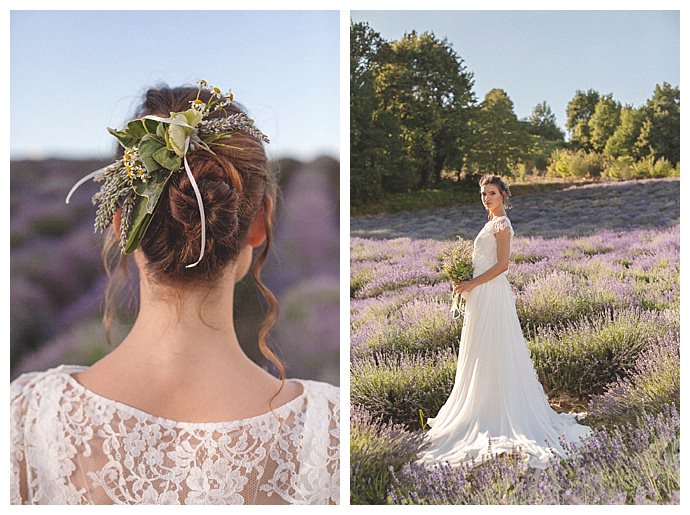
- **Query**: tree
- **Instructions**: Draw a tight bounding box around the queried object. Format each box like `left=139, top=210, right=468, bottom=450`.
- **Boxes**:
left=635, top=82, right=680, bottom=165
left=467, top=88, right=531, bottom=177
left=525, top=101, right=564, bottom=142
left=375, top=30, right=475, bottom=188
left=566, top=89, right=600, bottom=150
left=350, top=22, right=414, bottom=201
left=604, top=106, right=644, bottom=160
left=588, top=94, right=621, bottom=153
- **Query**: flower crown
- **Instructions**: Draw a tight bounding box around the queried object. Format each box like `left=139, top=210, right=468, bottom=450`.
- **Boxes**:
left=66, top=80, right=269, bottom=268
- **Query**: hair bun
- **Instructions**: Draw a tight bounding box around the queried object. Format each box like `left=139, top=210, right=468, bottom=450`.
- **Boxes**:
left=168, top=165, right=241, bottom=259
left=135, top=86, right=270, bottom=283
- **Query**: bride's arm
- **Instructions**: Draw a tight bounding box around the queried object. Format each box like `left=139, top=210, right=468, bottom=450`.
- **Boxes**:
left=454, top=227, right=511, bottom=293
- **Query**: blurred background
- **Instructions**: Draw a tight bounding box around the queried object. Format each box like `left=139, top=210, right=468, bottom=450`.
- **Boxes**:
left=10, top=10, right=340, bottom=385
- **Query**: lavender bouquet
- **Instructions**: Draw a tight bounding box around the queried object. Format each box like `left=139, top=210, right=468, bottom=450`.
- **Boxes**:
left=439, top=238, right=474, bottom=319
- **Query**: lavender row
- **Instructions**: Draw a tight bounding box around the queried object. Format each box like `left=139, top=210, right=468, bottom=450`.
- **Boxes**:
left=351, top=226, right=679, bottom=359
left=389, top=407, right=679, bottom=504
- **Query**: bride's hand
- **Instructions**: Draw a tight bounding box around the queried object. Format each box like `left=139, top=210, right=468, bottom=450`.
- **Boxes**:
left=453, top=280, right=474, bottom=295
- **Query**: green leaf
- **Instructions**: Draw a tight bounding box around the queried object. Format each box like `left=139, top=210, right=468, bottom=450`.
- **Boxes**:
left=156, top=122, right=167, bottom=139
left=133, top=169, right=174, bottom=213
left=108, top=118, right=161, bottom=150
left=142, top=118, right=159, bottom=134
left=138, top=134, right=165, bottom=173
left=152, top=147, right=181, bottom=171
left=123, top=197, right=154, bottom=254
left=127, top=118, right=158, bottom=138
left=107, top=127, right=138, bottom=148
left=124, top=169, right=174, bottom=254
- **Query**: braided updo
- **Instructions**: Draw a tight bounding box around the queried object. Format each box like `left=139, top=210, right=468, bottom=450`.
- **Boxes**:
left=102, top=85, right=282, bottom=380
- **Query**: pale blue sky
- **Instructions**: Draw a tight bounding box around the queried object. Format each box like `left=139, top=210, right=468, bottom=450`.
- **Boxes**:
left=351, top=10, right=679, bottom=133
left=10, top=10, right=339, bottom=161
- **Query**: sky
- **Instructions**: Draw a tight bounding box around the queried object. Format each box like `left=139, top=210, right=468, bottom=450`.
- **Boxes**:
left=350, top=10, right=680, bottom=133
left=10, top=10, right=340, bottom=161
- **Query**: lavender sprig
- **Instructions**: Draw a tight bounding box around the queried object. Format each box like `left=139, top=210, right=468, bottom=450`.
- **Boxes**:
left=198, top=113, right=270, bottom=143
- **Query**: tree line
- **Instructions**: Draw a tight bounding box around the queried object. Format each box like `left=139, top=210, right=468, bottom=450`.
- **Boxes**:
left=351, top=21, right=680, bottom=205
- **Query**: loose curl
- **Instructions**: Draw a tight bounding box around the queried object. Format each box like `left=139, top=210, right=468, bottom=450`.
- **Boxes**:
left=479, top=174, right=513, bottom=217
left=101, top=85, right=285, bottom=391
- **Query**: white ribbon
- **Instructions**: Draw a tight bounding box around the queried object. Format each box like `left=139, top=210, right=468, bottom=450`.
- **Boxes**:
left=142, top=114, right=194, bottom=129
left=182, top=135, right=206, bottom=268
left=144, top=115, right=207, bottom=267
left=65, top=165, right=113, bottom=204
left=451, top=291, right=466, bottom=320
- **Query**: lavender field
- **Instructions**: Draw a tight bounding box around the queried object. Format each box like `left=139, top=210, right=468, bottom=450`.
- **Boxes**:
left=350, top=178, right=679, bottom=504
left=11, top=156, right=340, bottom=386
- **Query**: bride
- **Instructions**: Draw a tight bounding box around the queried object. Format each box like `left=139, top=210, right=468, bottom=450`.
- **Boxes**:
left=418, top=174, right=591, bottom=469
left=11, top=84, right=339, bottom=504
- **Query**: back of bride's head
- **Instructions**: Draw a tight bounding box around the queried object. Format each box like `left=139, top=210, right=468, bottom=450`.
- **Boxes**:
left=133, top=86, right=273, bottom=285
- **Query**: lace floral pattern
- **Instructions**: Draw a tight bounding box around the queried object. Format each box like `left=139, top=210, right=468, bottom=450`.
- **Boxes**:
left=472, top=216, right=514, bottom=276
left=10, top=365, right=339, bottom=505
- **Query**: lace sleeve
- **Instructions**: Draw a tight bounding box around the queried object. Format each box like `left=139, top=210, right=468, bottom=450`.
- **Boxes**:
left=293, top=382, right=340, bottom=504
left=10, top=373, right=37, bottom=504
left=491, top=216, right=514, bottom=236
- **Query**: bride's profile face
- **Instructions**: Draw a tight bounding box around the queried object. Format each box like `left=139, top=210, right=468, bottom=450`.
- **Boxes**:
left=480, top=184, right=503, bottom=210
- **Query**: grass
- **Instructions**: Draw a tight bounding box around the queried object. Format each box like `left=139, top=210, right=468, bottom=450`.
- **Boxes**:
left=351, top=177, right=594, bottom=216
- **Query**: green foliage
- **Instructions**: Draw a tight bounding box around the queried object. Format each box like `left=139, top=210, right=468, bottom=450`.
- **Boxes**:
left=566, top=88, right=600, bottom=150
left=528, top=309, right=678, bottom=397
left=376, top=30, right=476, bottom=188
left=352, top=21, right=680, bottom=207
left=547, top=149, right=603, bottom=180
left=353, top=299, right=463, bottom=359
left=525, top=101, right=565, bottom=142
left=602, top=155, right=678, bottom=181
left=588, top=94, right=621, bottom=153
left=604, top=106, right=645, bottom=160
left=351, top=348, right=459, bottom=430
left=351, top=407, right=424, bottom=505
left=588, top=334, right=680, bottom=426
left=635, top=83, right=680, bottom=165
left=438, top=239, right=474, bottom=282
left=350, top=21, right=393, bottom=203
left=466, top=88, right=531, bottom=177
left=350, top=21, right=475, bottom=204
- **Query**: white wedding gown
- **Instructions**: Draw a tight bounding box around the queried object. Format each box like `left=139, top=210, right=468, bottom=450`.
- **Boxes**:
left=10, top=365, right=339, bottom=504
left=418, top=216, right=591, bottom=468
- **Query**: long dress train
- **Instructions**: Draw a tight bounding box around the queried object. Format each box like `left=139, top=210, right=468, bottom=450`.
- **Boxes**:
left=418, top=215, right=591, bottom=469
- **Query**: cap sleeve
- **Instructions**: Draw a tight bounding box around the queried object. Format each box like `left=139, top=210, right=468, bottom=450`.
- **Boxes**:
left=294, top=381, right=340, bottom=504
left=491, top=216, right=514, bottom=236
left=11, top=372, right=43, bottom=504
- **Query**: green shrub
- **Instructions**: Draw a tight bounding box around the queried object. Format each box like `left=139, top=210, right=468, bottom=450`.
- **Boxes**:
left=588, top=332, right=679, bottom=425
left=350, top=406, right=424, bottom=504
left=351, top=348, right=458, bottom=429
left=529, top=309, right=679, bottom=397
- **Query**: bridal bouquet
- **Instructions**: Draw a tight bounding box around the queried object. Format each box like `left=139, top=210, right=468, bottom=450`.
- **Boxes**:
left=439, top=238, right=474, bottom=320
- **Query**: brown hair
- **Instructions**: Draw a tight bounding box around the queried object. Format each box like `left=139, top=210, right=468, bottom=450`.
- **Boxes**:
left=102, top=85, right=284, bottom=387
left=479, top=174, right=513, bottom=215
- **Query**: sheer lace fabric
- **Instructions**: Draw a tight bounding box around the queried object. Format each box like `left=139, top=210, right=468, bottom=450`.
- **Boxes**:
left=419, top=216, right=591, bottom=468
left=10, top=365, right=339, bottom=505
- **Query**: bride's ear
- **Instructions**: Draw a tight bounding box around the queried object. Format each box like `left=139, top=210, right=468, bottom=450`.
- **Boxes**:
left=245, top=195, right=273, bottom=248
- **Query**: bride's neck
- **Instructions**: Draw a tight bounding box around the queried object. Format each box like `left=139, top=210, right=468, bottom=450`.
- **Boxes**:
left=119, top=264, right=248, bottom=368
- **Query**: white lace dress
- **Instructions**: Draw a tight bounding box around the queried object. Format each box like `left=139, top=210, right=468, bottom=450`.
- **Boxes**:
left=418, top=216, right=591, bottom=468
left=10, top=365, right=339, bottom=504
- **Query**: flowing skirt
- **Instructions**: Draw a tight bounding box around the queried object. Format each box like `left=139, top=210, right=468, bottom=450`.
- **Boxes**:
left=418, top=274, right=592, bottom=468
